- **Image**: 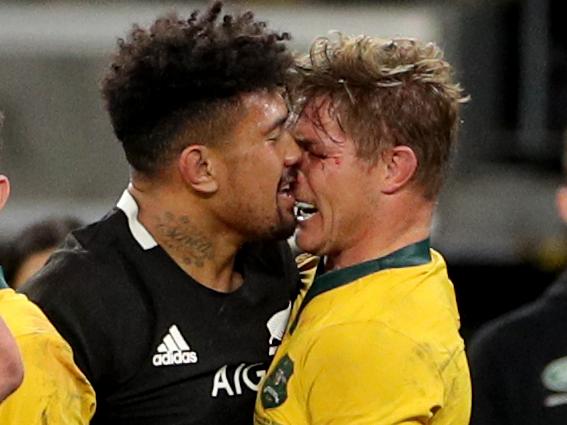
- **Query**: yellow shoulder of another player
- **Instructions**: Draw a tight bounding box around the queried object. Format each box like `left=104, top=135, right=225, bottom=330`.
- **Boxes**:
left=0, top=289, right=96, bottom=424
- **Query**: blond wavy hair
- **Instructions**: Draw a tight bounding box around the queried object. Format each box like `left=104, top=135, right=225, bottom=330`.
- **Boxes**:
left=292, top=34, right=469, bottom=199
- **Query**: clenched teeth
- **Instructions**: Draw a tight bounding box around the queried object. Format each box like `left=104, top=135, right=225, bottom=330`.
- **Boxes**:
left=294, top=201, right=318, bottom=222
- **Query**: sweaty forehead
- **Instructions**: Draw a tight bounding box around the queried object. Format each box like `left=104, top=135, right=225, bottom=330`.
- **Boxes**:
left=241, top=90, right=288, bottom=122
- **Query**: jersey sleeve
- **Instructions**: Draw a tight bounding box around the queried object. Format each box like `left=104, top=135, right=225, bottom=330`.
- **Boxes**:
left=0, top=316, right=23, bottom=402
left=300, top=322, right=445, bottom=425
left=0, top=289, right=95, bottom=424
left=0, top=332, right=96, bottom=424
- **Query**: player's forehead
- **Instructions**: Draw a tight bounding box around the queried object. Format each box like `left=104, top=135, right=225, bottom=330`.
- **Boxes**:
left=241, top=90, right=288, bottom=123
left=294, top=96, right=345, bottom=145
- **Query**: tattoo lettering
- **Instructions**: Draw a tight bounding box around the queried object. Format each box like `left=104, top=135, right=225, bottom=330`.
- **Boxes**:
left=156, top=212, right=214, bottom=267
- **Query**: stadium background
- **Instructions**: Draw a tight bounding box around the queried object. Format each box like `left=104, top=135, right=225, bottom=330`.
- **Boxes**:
left=0, top=0, right=565, bottom=341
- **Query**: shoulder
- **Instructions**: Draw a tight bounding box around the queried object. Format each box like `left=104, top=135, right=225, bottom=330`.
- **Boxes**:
left=18, top=212, right=154, bottom=385
left=1, top=328, right=96, bottom=424
left=467, top=297, right=555, bottom=381
left=0, top=288, right=96, bottom=421
left=20, top=210, right=153, bottom=330
left=0, top=289, right=58, bottom=337
left=469, top=299, right=546, bottom=358
left=22, top=209, right=138, bottom=305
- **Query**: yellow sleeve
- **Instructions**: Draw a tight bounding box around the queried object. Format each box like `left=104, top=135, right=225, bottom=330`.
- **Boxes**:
left=0, top=297, right=96, bottom=425
left=301, top=322, right=444, bottom=425
left=0, top=316, right=23, bottom=402
left=0, top=331, right=96, bottom=424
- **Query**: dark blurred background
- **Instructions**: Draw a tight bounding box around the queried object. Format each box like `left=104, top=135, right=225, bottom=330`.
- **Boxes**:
left=1, top=0, right=566, bottom=340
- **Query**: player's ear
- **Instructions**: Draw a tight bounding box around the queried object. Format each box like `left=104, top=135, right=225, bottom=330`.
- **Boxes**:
left=556, top=186, right=567, bottom=224
left=0, top=175, right=10, bottom=211
left=379, top=145, right=418, bottom=194
left=178, top=145, right=219, bottom=194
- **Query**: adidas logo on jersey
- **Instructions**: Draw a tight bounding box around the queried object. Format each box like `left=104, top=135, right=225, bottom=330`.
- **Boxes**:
left=152, top=324, right=199, bottom=367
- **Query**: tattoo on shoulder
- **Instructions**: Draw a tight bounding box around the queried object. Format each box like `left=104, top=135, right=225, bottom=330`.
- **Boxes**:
left=156, top=212, right=214, bottom=267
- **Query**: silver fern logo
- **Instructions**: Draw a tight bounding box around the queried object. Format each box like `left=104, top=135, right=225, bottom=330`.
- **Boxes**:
left=542, top=356, right=567, bottom=392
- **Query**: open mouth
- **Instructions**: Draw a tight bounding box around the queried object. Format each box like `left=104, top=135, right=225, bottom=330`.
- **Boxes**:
left=277, top=171, right=297, bottom=198
left=277, top=181, right=293, bottom=197
left=294, top=201, right=318, bottom=222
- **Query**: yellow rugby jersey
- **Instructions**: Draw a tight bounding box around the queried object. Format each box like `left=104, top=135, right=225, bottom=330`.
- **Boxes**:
left=0, top=274, right=96, bottom=424
left=255, top=240, right=471, bottom=425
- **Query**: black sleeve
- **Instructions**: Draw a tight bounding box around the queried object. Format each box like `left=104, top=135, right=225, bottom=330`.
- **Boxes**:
left=21, top=237, right=152, bottom=393
left=468, top=322, right=511, bottom=425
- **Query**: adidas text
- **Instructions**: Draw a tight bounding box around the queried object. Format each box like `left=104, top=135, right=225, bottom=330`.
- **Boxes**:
left=153, top=351, right=198, bottom=366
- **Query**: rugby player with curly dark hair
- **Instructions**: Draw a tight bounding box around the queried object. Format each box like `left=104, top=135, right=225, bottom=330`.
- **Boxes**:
left=23, top=3, right=301, bottom=424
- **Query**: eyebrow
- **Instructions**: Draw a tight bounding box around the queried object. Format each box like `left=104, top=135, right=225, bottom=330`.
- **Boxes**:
left=294, top=135, right=315, bottom=148
left=265, top=111, right=289, bottom=134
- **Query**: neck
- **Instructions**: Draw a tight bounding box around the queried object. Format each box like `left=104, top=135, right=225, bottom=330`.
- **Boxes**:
left=129, top=177, right=244, bottom=293
left=326, top=195, right=434, bottom=272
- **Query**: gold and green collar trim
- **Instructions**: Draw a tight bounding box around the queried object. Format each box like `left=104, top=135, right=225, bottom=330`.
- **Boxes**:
left=289, top=239, right=431, bottom=334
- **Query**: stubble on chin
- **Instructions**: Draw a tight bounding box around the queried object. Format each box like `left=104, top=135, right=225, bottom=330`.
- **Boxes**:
left=272, top=207, right=297, bottom=240
left=248, top=208, right=296, bottom=242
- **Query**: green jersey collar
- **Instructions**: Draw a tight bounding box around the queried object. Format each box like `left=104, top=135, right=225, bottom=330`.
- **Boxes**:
left=290, top=239, right=431, bottom=334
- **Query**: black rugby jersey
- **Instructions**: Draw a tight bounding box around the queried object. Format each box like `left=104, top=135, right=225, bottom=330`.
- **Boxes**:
left=469, top=271, right=567, bottom=425
left=23, top=190, right=299, bottom=425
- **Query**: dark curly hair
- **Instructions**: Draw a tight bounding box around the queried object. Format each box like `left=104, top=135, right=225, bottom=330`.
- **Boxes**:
left=101, top=1, right=293, bottom=175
